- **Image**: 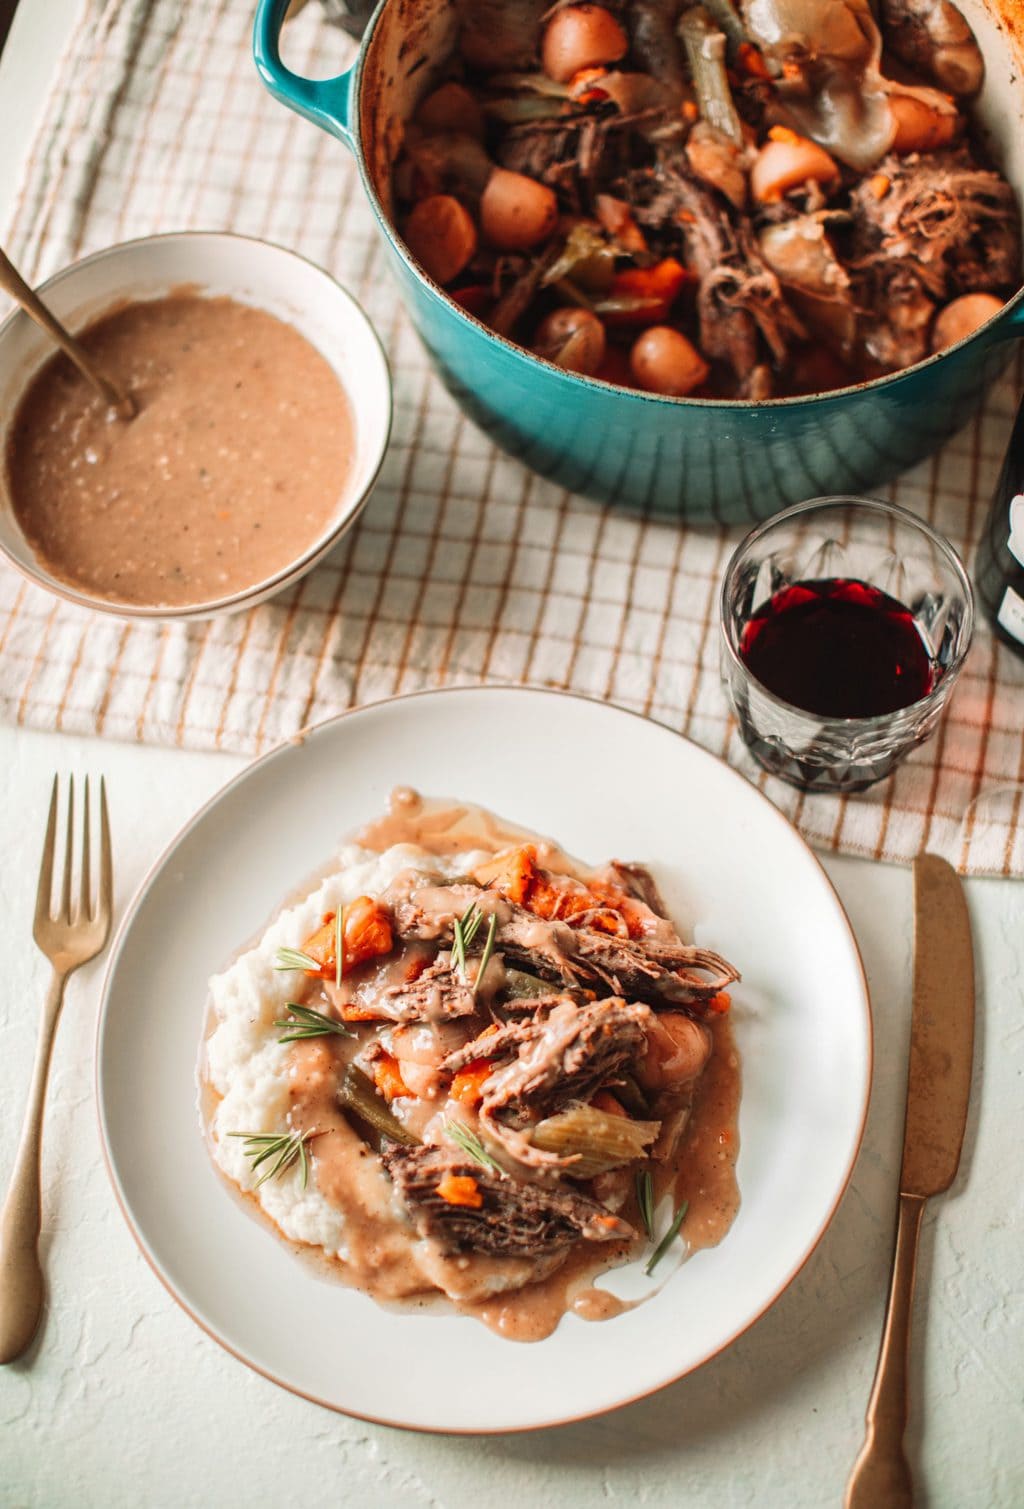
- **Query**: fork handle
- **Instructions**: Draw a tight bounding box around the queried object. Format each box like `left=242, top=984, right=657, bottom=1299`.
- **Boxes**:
left=845, top=1191, right=927, bottom=1509
left=0, top=970, right=67, bottom=1363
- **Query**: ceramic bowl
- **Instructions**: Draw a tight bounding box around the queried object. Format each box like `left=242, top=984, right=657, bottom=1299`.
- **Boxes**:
left=0, top=231, right=392, bottom=619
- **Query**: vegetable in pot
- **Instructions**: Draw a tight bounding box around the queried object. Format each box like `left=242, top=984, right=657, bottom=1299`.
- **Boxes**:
left=480, top=168, right=560, bottom=251
left=533, top=306, right=608, bottom=374
left=629, top=326, right=709, bottom=396
left=541, top=5, right=630, bottom=84
left=404, top=195, right=478, bottom=285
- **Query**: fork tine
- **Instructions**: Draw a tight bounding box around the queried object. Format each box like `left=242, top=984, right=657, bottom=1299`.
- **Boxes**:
left=78, top=778, right=92, bottom=922
left=98, top=777, right=113, bottom=928
left=33, top=775, right=59, bottom=932
left=58, top=776, right=74, bottom=922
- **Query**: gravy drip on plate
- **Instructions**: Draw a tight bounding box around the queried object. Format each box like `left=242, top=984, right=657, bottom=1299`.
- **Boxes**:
left=6, top=294, right=352, bottom=607
left=358, top=786, right=588, bottom=877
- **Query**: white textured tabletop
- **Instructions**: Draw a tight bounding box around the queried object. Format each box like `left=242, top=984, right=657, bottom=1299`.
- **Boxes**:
left=1, top=7, right=1022, bottom=1507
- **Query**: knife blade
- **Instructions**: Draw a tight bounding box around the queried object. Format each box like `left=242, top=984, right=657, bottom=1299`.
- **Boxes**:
left=900, top=853, right=975, bottom=1199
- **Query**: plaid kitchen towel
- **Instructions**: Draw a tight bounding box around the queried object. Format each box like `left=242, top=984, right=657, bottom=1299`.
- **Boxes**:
left=2, top=0, right=1023, bottom=876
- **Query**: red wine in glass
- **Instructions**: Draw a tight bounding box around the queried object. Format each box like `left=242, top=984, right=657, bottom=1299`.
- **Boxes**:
left=739, top=577, right=937, bottom=719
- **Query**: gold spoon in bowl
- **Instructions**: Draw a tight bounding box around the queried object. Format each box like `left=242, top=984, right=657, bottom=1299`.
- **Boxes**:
left=0, top=246, right=136, bottom=421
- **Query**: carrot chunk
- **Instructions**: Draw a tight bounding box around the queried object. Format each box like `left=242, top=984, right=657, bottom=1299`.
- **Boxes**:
left=708, top=990, right=732, bottom=1015
left=450, top=1058, right=494, bottom=1105
left=603, top=258, right=690, bottom=327
left=737, top=42, right=770, bottom=79
left=301, top=895, right=394, bottom=979
left=592, top=1089, right=628, bottom=1117
left=473, top=844, right=537, bottom=903
left=437, top=1173, right=484, bottom=1209
left=372, top=1053, right=411, bottom=1102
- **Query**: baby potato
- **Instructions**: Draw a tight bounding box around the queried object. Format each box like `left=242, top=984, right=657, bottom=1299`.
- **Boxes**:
left=629, top=326, right=709, bottom=397
left=480, top=167, right=559, bottom=251
left=415, top=82, right=485, bottom=140
left=533, top=307, right=607, bottom=375
left=931, top=292, right=1003, bottom=351
left=889, top=94, right=959, bottom=154
left=750, top=129, right=840, bottom=204
left=541, top=4, right=629, bottom=84
left=404, top=194, right=478, bottom=285
left=638, top=1013, right=712, bottom=1092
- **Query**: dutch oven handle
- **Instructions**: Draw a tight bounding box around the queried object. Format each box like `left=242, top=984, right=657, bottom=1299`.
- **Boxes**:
left=253, top=0, right=361, bottom=151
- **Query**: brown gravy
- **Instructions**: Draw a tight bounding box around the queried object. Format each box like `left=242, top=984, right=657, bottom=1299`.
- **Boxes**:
left=203, top=791, right=741, bottom=1341
left=5, top=293, right=353, bottom=607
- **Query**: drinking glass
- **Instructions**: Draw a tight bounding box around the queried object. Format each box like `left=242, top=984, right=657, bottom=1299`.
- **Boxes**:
left=719, top=496, right=975, bottom=793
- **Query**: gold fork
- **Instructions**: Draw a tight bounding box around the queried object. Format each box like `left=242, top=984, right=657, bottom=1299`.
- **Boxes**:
left=0, top=776, right=112, bottom=1363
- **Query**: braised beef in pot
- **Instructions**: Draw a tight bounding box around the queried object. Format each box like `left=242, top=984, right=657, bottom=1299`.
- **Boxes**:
left=389, top=0, right=1021, bottom=399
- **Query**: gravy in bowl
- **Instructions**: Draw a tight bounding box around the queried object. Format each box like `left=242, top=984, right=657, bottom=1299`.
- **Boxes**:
left=5, top=292, right=353, bottom=608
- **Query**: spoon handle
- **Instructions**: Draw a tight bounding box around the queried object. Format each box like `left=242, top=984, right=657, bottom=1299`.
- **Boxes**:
left=0, top=247, right=133, bottom=417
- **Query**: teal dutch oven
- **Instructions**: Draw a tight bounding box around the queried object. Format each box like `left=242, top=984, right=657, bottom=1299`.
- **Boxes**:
left=254, top=0, right=1024, bottom=523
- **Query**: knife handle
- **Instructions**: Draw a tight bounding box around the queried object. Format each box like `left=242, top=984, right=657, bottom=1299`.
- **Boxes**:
left=845, top=1192, right=926, bottom=1509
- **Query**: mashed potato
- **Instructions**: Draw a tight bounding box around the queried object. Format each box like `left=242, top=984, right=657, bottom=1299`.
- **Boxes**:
left=203, top=840, right=482, bottom=1258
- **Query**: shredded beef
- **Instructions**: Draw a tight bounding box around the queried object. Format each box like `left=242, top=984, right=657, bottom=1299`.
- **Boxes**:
left=390, top=876, right=740, bottom=1010
left=570, top=930, right=740, bottom=1005
left=849, top=149, right=1020, bottom=301
left=380, top=954, right=478, bottom=1022
left=621, top=156, right=803, bottom=377
left=480, top=998, right=653, bottom=1123
left=383, top=1144, right=632, bottom=1257
left=388, top=881, right=493, bottom=941
left=441, top=1012, right=562, bottom=1074
left=499, top=109, right=664, bottom=214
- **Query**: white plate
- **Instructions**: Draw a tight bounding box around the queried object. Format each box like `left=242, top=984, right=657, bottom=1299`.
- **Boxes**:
left=97, top=687, right=871, bottom=1433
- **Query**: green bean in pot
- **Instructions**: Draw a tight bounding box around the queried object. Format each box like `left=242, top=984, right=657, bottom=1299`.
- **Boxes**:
left=337, top=1065, right=419, bottom=1146
left=530, top=1104, right=661, bottom=1178
left=678, top=6, right=746, bottom=147
left=700, top=0, right=747, bottom=55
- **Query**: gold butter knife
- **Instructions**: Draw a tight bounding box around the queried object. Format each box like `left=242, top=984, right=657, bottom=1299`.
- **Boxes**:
left=845, top=853, right=975, bottom=1508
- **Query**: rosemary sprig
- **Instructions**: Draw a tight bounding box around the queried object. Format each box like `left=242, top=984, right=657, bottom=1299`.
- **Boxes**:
left=228, top=1127, right=321, bottom=1189
left=274, top=945, right=321, bottom=973
left=451, top=902, right=485, bottom=979
left=644, top=1199, right=689, bottom=1277
left=635, top=1168, right=656, bottom=1242
left=443, top=1118, right=502, bottom=1173
left=334, top=905, right=344, bottom=990
left=472, top=911, right=498, bottom=997
left=274, top=1003, right=354, bottom=1043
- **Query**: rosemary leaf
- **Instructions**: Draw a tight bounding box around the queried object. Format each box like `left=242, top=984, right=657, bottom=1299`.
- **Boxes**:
left=274, top=1003, right=354, bottom=1043
left=274, top=945, right=321, bottom=973
left=636, top=1168, right=656, bottom=1242
left=452, top=902, right=491, bottom=985
left=472, top=911, right=499, bottom=997
left=335, top=905, right=344, bottom=990
left=644, top=1199, right=689, bottom=1277
left=443, top=1118, right=502, bottom=1173
left=228, top=1128, right=320, bottom=1189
